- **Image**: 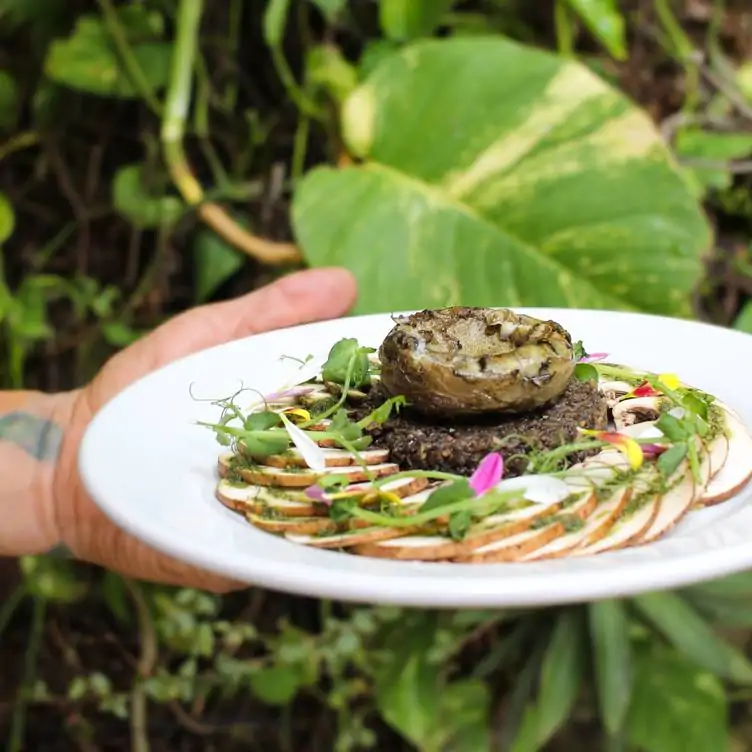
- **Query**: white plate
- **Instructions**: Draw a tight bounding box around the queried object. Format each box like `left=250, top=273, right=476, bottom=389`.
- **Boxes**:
left=79, top=308, right=752, bottom=608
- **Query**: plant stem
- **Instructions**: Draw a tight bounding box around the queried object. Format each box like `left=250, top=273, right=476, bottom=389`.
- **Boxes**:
left=0, top=584, right=26, bottom=639
left=0, top=131, right=38, bottom=162
left=162, top=0, right=301, bottom=266
left=96, top=0, right=162, bottom=115
left=7, top=596, right=46, bottom=752
left=554, top=0, right=575, bottom=57
left=124, top=578, right=157, bottom=752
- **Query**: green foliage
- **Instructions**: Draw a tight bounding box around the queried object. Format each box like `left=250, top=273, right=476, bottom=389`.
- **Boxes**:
left=44, top=5, right=173, bottom=99
left=3, top=1, right=752, bottom=750
left=293, top=37, right=709, bottom=315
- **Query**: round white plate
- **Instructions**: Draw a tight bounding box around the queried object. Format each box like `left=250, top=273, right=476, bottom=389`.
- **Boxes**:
left=79, top=308, right=752, bottom=608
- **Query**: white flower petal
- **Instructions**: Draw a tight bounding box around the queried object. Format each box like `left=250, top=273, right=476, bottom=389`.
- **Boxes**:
left=279, top=414, right=327, bottom=471
left=493, top=475, right=571, bottom=507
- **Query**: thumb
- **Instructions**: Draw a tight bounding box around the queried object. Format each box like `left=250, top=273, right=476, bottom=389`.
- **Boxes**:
left=102, top=267, right=358, bottom=391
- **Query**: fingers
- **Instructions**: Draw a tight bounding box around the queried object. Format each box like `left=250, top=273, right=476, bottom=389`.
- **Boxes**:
left=63, top=489, right=246, bottom=593
left=142, top=267, right=358, bottom=371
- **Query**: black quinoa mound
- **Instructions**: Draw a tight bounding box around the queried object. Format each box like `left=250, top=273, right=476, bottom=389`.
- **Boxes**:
left=356, top=378, right=608, bottom=477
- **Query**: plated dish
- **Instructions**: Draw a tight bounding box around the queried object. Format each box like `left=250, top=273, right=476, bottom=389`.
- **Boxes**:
left=203, top=307, right=752, bottom=564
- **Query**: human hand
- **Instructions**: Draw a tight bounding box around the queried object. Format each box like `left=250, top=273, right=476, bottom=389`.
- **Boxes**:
left=52, top=267, right=357, bottom=591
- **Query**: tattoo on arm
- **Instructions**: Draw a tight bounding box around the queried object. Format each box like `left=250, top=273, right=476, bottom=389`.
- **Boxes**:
left=0, top=411, right=64, bottom=462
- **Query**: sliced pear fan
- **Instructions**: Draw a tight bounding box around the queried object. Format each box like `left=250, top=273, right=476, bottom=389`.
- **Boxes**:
left=698, top=407, right=752, bottom=505
left=213, top=358, right=752, bottom=563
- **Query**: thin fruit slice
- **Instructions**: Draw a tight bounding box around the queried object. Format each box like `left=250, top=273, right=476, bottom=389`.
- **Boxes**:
left=262, top=447, right=390, bottom=469
left=352, top=494, right=583, bottom=562
left=571, top=468, right=662, bottom=556
left=522, top=485, right=631, bottom=560
left=456, top=491, right=597, bottom=563
left=454, top=523, right=566, bottom=563
left=286, top=525, right=415, bottom=548
left=636, top=460, right=696, bottom=543
left=237, top=461, right=399, bottom=487
left=246, top=513, right=337, bottom=535
left=216, top=480, right=323, bottom=516
left=697, top=407, right=752, bottom=505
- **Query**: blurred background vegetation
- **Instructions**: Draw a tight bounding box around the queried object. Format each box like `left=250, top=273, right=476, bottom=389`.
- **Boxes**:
left=2, top=0, right=752, bottom=750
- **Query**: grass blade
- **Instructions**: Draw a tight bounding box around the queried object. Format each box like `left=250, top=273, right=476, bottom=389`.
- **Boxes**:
left=588, top=599, right=633, bottom=737
left=535, top=608, right=585, bottom=746
left=631, top=591, right=752, bottom=684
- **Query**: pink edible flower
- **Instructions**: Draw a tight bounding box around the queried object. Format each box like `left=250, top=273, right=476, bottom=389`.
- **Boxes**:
left=469, top=452, right=504, bottom=495
left=264, top=385, right=317, bottom=402
left=579, top=352, right=609, bottom=363
left=304, top=484, right=331, bottom=504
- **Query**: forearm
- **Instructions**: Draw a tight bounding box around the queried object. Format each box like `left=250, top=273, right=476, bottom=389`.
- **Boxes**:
left=0, top=389, right=79, bottom=556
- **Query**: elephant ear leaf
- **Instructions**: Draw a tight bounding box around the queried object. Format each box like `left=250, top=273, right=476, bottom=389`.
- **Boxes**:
left=292, top=36, right=710, bottom=315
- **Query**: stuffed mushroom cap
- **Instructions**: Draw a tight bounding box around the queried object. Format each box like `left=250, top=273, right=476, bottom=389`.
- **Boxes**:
left=378, top=307, right=575, bottom=417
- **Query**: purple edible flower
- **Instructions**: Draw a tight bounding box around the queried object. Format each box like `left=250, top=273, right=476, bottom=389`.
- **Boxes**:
left=264, top=385, right=317, bottom=402
left=304, top=484, right=331, bottom=504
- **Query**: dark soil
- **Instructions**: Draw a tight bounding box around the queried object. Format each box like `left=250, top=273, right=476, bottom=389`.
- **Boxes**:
left=360, top=378, right=608, bottom=476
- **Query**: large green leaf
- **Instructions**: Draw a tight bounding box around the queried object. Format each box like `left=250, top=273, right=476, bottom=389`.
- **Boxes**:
left=626, top=643, right=728, bottom=752
left=292, top=37, right=710, bottom=315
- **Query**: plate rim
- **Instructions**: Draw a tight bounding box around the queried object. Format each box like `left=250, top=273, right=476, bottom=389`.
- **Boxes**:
left=78, top=306, right=752, bottom=607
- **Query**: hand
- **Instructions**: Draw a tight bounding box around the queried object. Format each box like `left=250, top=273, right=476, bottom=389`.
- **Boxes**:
left=53, top=268, right=357, bottom=592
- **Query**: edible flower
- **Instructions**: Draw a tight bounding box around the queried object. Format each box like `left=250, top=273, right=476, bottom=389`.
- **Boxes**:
left=279, top=412, right=327, bottom=471
left=578, top=428, right=644, bottom=469
left=279, top=407, right=311, bottom=423
left=623, top=373, right=681, bottom=400
left=264, top=385, right=317, bottom=402
left=579, top=351, right=609, bottom=363
left=493, top=474, right=572, bottom=506
left=469, top=452, right=504, bottom=495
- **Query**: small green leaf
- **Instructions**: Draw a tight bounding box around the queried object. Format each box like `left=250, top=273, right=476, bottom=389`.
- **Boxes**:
left=564, top=0, right=627, bottom=60
left=626, top=643, right=728, bottom=752
left=631, top=591, right=752, bottom=684
left=0, top=70, right=19, bottom=132
left=101, top=572, right=131, bottom=625
left=448, top=510, right=473, bottom=541
left=654, top=413, right=688, bottom=443
left=420, top=478, right=474, bottom=513
left=242, top=432, right=290, bottom=456
left=44, top=15, right=172, bottom=98
left=321, top=338, right=370, bottom=387
left=102, top=321, right=142, bottom=348
left=306, top=44, right=358, bottom=104
left=193, top=228, right=245, bottom=303
left=358, top=395, right=408, bottom=427
left=574, top=362, right=599, bottom=383
left=657, top=442, right=687, bottom=477
left=318, top=473, right=351, bottom=490
left=589, top=599, right=633, bottom=736
left=535, top=609, right=585, bottom=746
left=263, top=0, right=290, bottom=47
left=113, top=164, right=184, bottom=229
left=244, top=412, right=281, bottom=431
left=379, top=0, right=456, bottom=41
left=249, top=665, right=303, bottom=705
left=0, top=191, right=15, bottom=245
